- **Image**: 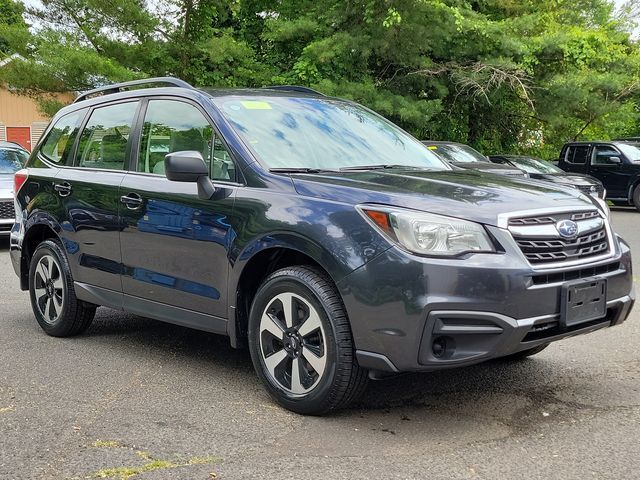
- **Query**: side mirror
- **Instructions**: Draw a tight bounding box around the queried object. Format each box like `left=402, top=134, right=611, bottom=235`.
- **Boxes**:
left=164, top=151, right=215, bottom=199
left=165, top=151, right=208, bottom=182
left=608, top=156, right=622, bottom=165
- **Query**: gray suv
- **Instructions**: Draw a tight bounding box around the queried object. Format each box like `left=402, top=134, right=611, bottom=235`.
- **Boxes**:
left=9, top=78, right=636, bottom=414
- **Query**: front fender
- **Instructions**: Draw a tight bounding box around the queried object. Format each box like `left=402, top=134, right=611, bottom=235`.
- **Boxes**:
left=225, top=188, right=393, bottom=346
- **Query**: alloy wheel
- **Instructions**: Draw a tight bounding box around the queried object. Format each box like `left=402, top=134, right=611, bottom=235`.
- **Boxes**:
left=33, top=255, right=65, bottom=324
left=259, top=292, right=327, bottom=395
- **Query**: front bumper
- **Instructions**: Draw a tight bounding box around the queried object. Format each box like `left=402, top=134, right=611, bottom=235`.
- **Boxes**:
left=338, top=228, right=635, bottom=373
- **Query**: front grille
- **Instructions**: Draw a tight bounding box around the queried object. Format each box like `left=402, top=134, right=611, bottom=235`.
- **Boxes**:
left=0, top=200, right=15, bottom=220
left=531, top=261, right=620, bottom=285
left=508, top=210, right=610, bottom=266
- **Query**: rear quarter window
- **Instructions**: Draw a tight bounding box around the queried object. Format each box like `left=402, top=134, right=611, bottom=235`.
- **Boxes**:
left=38, top=109, right=86, bottom=166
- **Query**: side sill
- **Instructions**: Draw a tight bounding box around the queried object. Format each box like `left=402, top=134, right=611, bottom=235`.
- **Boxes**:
left=74, top=281, right=228, bottom=336
left=75, top=281, right=124, bottom=309
left=123, top=294, right=228, bottom=335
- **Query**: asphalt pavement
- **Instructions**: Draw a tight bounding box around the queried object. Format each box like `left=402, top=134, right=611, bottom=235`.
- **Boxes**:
left=0, top=208, right=638, bottom=479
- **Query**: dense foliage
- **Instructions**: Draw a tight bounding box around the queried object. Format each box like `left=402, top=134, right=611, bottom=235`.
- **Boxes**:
left=1, top=0, right=639, bottom=158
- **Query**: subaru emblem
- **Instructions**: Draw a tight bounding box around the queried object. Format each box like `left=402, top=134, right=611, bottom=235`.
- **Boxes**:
left=556, top=219, right=578, bottom=238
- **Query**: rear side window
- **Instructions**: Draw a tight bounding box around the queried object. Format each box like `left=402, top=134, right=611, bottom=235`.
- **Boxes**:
left=565, top=145, right=590, bottom=164
left=39, top=110, right=85, bottom=165
left=75, top=101, right=139, bottom=170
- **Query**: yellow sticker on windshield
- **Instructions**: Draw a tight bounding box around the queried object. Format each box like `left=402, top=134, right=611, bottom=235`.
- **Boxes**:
left=427, top=145, right=438, bottom=150
left=241, top=101, right=272, bottom=110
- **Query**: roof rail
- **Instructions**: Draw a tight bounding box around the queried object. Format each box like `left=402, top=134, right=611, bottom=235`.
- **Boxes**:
left=74, top=77, right=194, bottom=104
left=262, top=85, right=325, bottom=96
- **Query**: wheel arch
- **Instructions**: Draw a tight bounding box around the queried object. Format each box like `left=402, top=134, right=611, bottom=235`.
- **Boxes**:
left=227, top=233, right=352, bottom=348
left=19, top=218, right=62, bottom=290
left=628, top=176, right=640, bottom=202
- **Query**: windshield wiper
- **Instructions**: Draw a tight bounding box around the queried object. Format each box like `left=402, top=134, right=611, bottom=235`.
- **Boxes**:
left=269, top=167, right=339, bottom=174
left=339, top=164, right=431, bottom=171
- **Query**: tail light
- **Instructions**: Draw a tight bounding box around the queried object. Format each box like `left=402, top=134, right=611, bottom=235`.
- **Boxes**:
left=14, top=169, right=28, bottom=196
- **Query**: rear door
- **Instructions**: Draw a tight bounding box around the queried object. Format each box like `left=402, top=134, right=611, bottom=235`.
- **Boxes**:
left=562, top=144, right=590, bottom=175
left=119, top=97, right=237, bottom=325
left=55, top=100, right=140, bottom=295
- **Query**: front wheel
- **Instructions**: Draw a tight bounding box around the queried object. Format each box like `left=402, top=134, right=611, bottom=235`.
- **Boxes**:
left=29, top=239, right=96, bottom=337
left=248, top=266, right=368, bottom=415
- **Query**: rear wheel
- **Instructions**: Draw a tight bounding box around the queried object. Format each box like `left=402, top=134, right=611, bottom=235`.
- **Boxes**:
left=632, top=185, right=640, bottom=212
left=29, top=239, right=96, bottom=337
left=248, top=266, right=368, bottom=415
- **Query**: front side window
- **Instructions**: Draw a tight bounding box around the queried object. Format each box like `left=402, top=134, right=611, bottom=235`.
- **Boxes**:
left=76, top=102, right=139, bottom=170
left=212, top=96, right=447, bottom=171
left=0, top=148, right=29, bottom=173
left=137, top=100, right=235, bottom=181
left=39, top=110, right=85, bottom=165
left=593, top=146, right=621, bottom=165
left=566, top=145, right=589, bottom=164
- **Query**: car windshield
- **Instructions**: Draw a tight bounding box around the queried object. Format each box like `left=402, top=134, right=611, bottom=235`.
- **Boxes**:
left=0, top=148, right=28, bottom=173
left=507, top=156, right=563, bottom=174
left=617, top=143, right=640, bottom=162
left=424, top=143, right=489, bottom=164
left=212, top=96, right=449, bottom=170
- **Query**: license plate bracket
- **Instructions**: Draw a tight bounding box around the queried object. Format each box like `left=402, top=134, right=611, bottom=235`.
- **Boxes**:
left=560, top=277, right=607, bottom=328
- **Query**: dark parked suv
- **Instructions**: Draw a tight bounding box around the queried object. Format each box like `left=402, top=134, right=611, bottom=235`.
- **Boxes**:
left=10, top=78, right=635, bottom=414
left=558, top=141, right=640, bottom=210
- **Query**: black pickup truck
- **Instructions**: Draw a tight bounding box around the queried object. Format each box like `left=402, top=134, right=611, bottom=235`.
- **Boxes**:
left=558, top=141, right=640, bottom=211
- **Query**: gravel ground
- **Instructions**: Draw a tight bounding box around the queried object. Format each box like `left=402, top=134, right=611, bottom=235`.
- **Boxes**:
left=0, top=207, right=638, bottom=480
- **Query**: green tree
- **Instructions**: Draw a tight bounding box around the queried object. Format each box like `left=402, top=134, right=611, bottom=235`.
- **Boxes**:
left=0, top=0, right=638, bottom=156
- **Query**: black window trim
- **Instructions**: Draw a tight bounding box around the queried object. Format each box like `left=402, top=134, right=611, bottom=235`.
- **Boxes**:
left=126, top=94, right=246, bottom=186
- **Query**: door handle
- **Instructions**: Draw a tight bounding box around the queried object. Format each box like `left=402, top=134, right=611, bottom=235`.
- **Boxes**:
left=120, top=193, right=144, bottom=210
left=54, top=182, right=72, bottom=197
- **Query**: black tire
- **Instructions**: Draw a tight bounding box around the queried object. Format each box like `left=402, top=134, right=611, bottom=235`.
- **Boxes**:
left=28, top=239, right=96, bottom=337
left=633, top=185, right=640, bottom=212
left=248, top=266, right=368, bottom=415
left=503, top=343, right=549, bottom=360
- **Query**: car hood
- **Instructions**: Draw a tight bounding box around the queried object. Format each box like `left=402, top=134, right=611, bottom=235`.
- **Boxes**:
left=291, top=169, right=597, bottom=227
left=0, top=174, right=13, bottom=198
left=449, top=161, right=526, bottom=176
left=528, top=172, right=602, bottom=186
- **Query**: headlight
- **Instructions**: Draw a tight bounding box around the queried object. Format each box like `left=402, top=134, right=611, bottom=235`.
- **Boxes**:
left=358, top=205, right=495, bottom=256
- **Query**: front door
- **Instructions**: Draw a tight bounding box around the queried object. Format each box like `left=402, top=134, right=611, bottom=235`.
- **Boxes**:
left=6, top=126, right=31, bottom=151
left=119, top=98, right=237, bottom=321
left=589, top=145, right=628, bottom=198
